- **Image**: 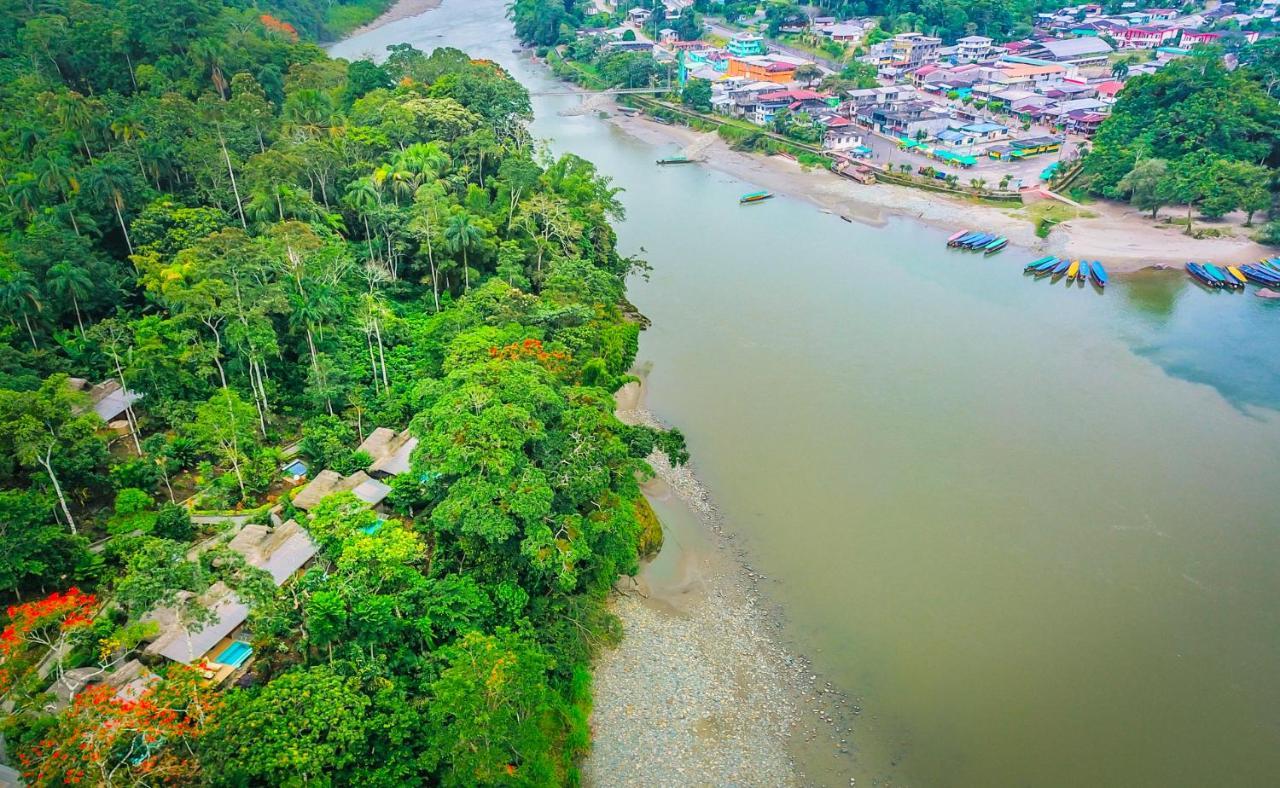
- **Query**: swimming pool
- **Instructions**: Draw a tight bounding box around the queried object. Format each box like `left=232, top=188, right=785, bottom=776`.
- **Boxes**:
left=212, top=640, right=253, bottom=669
left=282, top=459, right=308, bottom=477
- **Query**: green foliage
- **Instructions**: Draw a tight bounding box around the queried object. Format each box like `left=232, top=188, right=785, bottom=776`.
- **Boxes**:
left=682, top=78, right=713, bottom=112
left=299, top=414, right=369, bottom=475
left=509, top=0, right=584, bottom=47
left=1, top=2, right=689, bottom=781
left=107, top=487, right=157, bottom=536
left=428, top=629, right=562, bottom=786
left=201, top=664, right=378, bottom=785
left=0, top=489, right=93, bottom=598
left=1083, top=52, right=1279, bottom=211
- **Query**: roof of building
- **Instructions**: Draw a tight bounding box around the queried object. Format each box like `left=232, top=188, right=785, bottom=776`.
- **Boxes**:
left=1094, top=80, right=1124, bottom=95
left=998, top=62, right=1068, bottom=78
left=67, top=377, right=143, bottom=422
left=355, top=427, right=396, bottom=460
left=292, top=469, right=351, bottom=511
left=993, top=87, right=1038, bottom=101
left=143, top=582, right=248, bottom=664
left=1053, top=97, right=1108, bottom=112
left=226, top=519, right=319, bottom=586
left=963, top=121, right=1009, bottom=133
left=827, top=23, right=865, bottom=36
left=352, top=476, right=392, bottom=507
left=758, top=88, right=829, bottom=103
left=364, top=429, right=417, bottom=477
left=1034, top=37, right=1114, bottom=59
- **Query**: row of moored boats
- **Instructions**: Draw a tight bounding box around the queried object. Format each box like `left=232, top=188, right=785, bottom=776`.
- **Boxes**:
left=947, top=230, right=1008, bottom=254
left=1023, top=255, right=1108, bottom=287
left=1186, top=259, right=1280, bottom=291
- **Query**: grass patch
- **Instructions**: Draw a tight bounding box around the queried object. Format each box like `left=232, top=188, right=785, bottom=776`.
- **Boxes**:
left=1019, top=201, right=1096, bottom=237
left=324, top=0, right=396, bottom=37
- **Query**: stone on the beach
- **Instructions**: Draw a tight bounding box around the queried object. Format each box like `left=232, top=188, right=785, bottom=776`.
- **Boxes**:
left=1255, top=288, right=1280, bottom=299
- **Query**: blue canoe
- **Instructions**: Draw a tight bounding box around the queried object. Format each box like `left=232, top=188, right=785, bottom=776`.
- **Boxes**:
left=960, top=232, right=992, bottom=248
left=1051, top=259, right=1072, bottom=276
left=1090, top=261, right=1108, bottom=288
left=1187, top=263, right=1217, bottom=287
left=1204, top=264, right=1238, bottom=289
left=1077, top=262, right=1090, bottom=283
left=1025, top=255, right=1055, bottom=270
left=1242, top=265, right=1280, bottom=286
left=1033, top=258, right=1059, bottom=275
left=950, top=231, right=982, bottom=247
left=1204, top=263, right=1230, bottom=287
left=983, top=237, right=1008, bottom=254
left=1254, top=263, right=1280, bottom=281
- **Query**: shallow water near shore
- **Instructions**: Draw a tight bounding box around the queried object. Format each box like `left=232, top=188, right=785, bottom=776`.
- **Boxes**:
left=334, top=3, right=1280, bottom=785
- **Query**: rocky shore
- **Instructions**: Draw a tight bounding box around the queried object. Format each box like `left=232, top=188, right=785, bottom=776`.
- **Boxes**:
left=583, top=382, right=855, bottom=786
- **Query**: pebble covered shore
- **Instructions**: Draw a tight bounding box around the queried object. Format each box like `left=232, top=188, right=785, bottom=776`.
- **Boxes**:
left=584, top=397, right=856, bottom=786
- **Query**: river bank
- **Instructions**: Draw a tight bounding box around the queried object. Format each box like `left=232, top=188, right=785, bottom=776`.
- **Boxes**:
left=340, top=0, right=440, bottom=38
left=603, top=105, right=1273, bottom=273
left=594, top=376, right=854, bottom=786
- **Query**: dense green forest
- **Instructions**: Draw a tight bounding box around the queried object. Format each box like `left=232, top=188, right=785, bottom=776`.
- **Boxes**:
left=0, top=0, right=686, bottom=783
left=1082, top=46, right=1280, bottom=236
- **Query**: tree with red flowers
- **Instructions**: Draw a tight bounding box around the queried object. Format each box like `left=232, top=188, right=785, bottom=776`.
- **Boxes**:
left=18, top=665, right=218, bottom=787
left=259, top=14, right=299, bottom=42
left=0, top=587, right=97, bottom=696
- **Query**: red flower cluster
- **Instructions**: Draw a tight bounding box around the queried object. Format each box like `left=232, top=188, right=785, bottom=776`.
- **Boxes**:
left=259, top=13, right=299, bottom=41
left=488, top=338, right=570, bottom=373
left=20, top=666, right=216, bottom=785
left=1, top=588, right=97, bottom=659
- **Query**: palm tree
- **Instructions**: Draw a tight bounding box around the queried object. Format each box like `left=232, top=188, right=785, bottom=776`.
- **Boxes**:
left=1111, top=60, right=1130, bottom=80
left=408, top=182, right=446, bottom=311
left=4, top=171, right=41, bottom=221
left=344, top=178, right=383, bottom=262
left=33, top=155, right=82, bottom=235
left=444, top=210, right=482, bottom=293
left=0, top=270, right=43, bottom=349
left=397, top=143, right=450, bottom=182
left=83, top=157, right=138, bottom=255
left=45, top=262, right=93, bottom=336
left=188, top=38, right=230, bottom=99
left=41, top=91, right=98, bottom=162
left=283, top=89, right=337, bottom=139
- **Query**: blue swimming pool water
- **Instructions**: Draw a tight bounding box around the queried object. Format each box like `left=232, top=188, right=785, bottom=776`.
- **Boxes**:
left=213, top=640, right=253, bottom=668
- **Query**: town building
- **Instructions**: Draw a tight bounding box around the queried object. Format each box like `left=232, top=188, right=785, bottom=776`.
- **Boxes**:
left=859, top=101, right=952, bottom=139
left=726, top=32, right=767, bottom=58
left=955, top=36, right=994, bottom=63
left=1117, top=26, right=1180, bottom=49
left=822, top=116, right=864, bottom=151
left=726, top=55, right=800, bottom=83
left=1022, top=36, right=1113, bottom=66
left=868, top=32, right=942, bottom=69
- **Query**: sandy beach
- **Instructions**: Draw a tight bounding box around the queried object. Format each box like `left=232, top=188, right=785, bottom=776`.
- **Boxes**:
left=605, top=109, right=1274, bottom=274
left=340, top=0, right=441, bottom=39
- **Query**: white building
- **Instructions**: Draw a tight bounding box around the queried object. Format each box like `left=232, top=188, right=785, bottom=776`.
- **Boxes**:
left=956, top=35, right=994, bottom=63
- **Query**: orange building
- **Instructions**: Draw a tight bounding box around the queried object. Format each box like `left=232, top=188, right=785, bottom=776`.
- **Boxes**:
left=726, top=56, right=797, bottom=84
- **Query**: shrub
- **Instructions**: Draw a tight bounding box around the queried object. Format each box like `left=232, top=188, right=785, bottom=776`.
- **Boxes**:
left=153, top=503, right=194, bottom=541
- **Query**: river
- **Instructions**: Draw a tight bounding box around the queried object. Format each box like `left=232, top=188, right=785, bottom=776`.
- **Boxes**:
left=331, top=4, right=1280, bottom=785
